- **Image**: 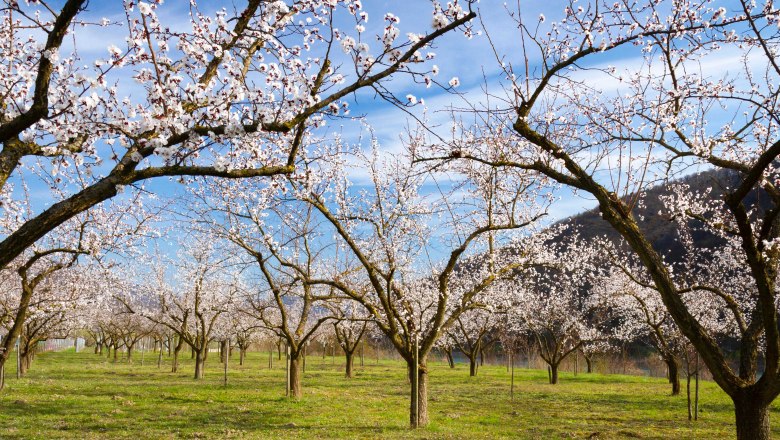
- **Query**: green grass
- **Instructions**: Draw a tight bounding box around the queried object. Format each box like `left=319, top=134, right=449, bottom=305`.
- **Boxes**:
left=0, top=349, right=776, bottom=439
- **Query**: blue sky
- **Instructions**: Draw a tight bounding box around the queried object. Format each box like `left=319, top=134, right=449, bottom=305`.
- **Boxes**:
left=12, top=0, right=752, bottom=263
left=16, top=1, right=604, bottom=214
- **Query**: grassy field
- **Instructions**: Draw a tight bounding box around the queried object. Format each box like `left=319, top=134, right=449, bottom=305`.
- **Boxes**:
left=0, top=349, right=776, bottom=439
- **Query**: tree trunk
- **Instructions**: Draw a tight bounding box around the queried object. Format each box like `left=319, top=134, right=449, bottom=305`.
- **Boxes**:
left=21, top=342, right=34, bottom=376
left=550, top=363, right=559, bottom=384
left=289, top=355, right=303, bottom=398
left=407, top=359, right=429, bottom=428
left=239, top=347, right=246, bottom=366
left=445, top=348, right=454, bottom=368
left=585, top=355, right=593, bottom=373
left=0, top=286, right=35, bottom=386
left=126, top=345, right=133, bottom=363
left=19, top=353, right=29, bottom=376
left=345, top=351, right=354, bottom=378
left=172, top=338, right=183, bottom=373
left=469, top=355, right=477, bottom=376
left=687, top=373, right=692, bottom=421
left=194, top=347, right=206, bottom=380
left=733, top=394, right=770, bottom=440
left=665, top=356, right=680, bottom=396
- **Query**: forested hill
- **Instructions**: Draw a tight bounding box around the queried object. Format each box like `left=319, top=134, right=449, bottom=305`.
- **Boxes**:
left=545, top=168, right=749, bottom=261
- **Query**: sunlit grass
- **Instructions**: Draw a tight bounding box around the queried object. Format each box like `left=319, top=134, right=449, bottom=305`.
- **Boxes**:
left=0, top=349, right=776, bottom=439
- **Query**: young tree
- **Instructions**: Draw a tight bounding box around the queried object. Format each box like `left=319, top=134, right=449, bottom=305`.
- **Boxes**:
left=504, top=237, right=604, bottom=385
left=330, top=300, right=370, bottom=379
left=593, top=266, right=688, bottom=394
left=130, top=240, right=240, bottom=379
left=448, top=307, right=497, bottom=377
left=291, top=132, right=553, bottom=427
left=228, top=313, right=260, bottom=367
left=190, top=178, right=337, bottom=398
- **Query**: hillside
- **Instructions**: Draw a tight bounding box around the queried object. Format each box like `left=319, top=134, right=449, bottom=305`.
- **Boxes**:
left=548, top=168, right=745, bottom=260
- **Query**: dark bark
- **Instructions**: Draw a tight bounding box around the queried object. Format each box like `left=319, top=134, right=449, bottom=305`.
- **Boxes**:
left=733, top=394, right=770, bottom=440
left=469, top=356, right=477, bottom=376
left=585, top=355, right=593, bottom=373
left=666, top=356, right=681, bottom=396
left=445, top=348, right=455, bottom=368
left=687, top=373, right=693, bottom=421
left=550, top=363, right=559, bottom=384
left=220, top=340, right=228, bottom=363
left=345, top=351, right=354, bottom=378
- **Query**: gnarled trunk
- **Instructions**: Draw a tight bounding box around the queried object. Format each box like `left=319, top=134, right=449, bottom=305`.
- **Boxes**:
left=733, top=393, right=770, bottom=440
left=585, top=355, right=593, bottom=373
left=408, top=358, right=429, bottom=428
left=445, top=348, right=454, bottom=368
left=239, top=347, right=246, bottom=366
